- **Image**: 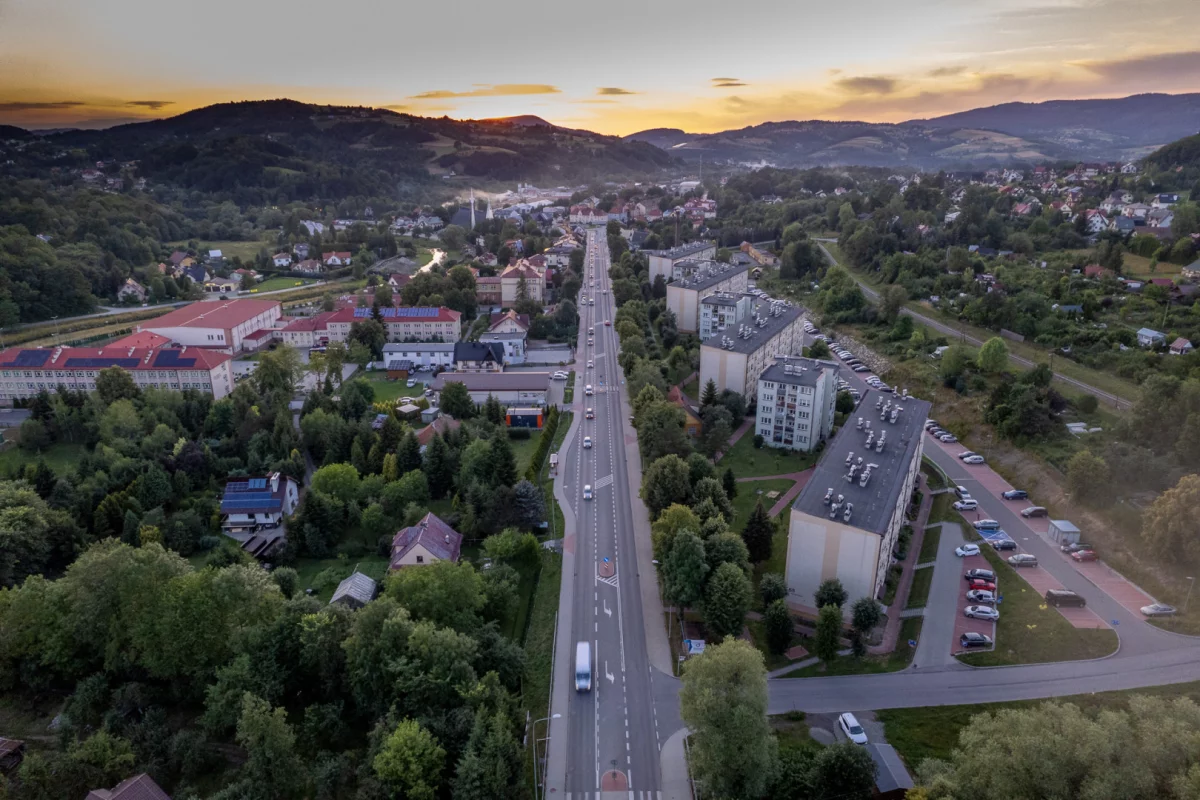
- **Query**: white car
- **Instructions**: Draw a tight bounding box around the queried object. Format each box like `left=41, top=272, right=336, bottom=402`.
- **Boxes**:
left=583, top=436, right=592, bottom=449
left=583, top=484, right=593, bottom=500
left=953, top=499, right=978, bottom=511
left=552, top=371, right=568, bottom=380
left=965, top=605, right=1000, bottom=621
left=963, top=455, right=986, bottom=465
left=955, top=544, right=981, bottom=557
left=585, top=385, right=593, bottom=396
left=587, top=360, right=594, bottom=368
left=586, top=408, right=594, bottom=419
left=837, top=713, right=868, bottom=745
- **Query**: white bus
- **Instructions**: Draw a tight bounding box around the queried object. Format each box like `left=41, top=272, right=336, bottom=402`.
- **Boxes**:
left=575, top=641, right=592, bottom=692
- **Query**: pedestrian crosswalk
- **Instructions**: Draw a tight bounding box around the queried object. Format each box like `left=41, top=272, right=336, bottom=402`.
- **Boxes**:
left=563, top=793, right=663, bottom=799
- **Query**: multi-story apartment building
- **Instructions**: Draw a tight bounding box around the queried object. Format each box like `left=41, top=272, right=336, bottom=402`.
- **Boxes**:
left=666, top=263, right=750, bottom=333
left=698, top=301, right=805, bottom=402
left=699, top=293, right=754, bottom=341
left=756, top=357, right=839, bottom=452
left=321, top=306, right=462, bottom=344
left=646, top=241, right=718, bottom=282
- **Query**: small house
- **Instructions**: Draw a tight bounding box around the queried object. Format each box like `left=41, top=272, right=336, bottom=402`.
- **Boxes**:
left=117, top=278, right=147, bottom=303
left=220, top=473, right=300, bottom=535
left=273, top=253, right=293, bottom=268
left=386, top=359, right=413, bottom=380
left=506, top=407, right=544, bottom=428
left=667, top=386, right=702, bottom=438
left=453, top=341, right=505, bottom=372
left=1136, top=328, right=1166, bottom=348
left=1170, top=337, right=1194, bottom=356
left=0, top=738, right=25, bottom=773
left=322, top=251, right=353, bottom=267
left=390, top=513, right=463, bottom=569
left=330, top=571, right=378, bottom=609
left=85, top=773, right=171, bottom=800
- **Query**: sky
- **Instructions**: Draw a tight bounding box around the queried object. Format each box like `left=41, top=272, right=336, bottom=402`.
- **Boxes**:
left=2, top=0, right=1199, bottom=134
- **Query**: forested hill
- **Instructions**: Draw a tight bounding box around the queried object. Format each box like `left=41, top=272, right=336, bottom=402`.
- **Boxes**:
left=1144, top=133, right=1200, bottom=170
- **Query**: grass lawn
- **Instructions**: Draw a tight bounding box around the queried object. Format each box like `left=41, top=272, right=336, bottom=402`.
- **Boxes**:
left=906, top=567, right=934, bottom=609
left=167, top=238, right=274, bottom=262
left=746, top=618, right=804, bottom=671
left=731, top=478, right=796, bottom=526
left=521, top=551, right=563, bottom=791
left=0, top=441, right=87, bottom=477
left=363, top=371, right=424, bottom=403
left=927, top=494, right=960, bottom=526
left=956, top=539, right=1118, bottom=666
left=771, top=711, right=824, bottom=755
left=718, top=434, right=819, bottom=480
left=783, top=618, right=923, bottom=677
left=254, top=276, right=317, bottom=292
left=563, top=372, right=575, bottom=404
left=294, top=555, right=390, bottom=602
left=917, top=526, right=941, bottom=564
left=681, top=375, right=699, bottom=402
left=510, top=429, right=543, bottom=476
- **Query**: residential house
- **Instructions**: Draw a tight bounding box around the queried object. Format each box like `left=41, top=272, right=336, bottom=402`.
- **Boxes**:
left=85, top=773, right=171, bottom=800
left=294, top=259, right=323, bottom=275
left=386, top=273, right=412, bottom=290
left=168, top=250, right=189, bottom=268
left=1153, top=193, right=1181, bottom=208
left=1182, top=259, right=1200, bottom=281
left=1137, top=328, right=1167, bottom=348
left=273, top=252, right=293, bottom=268
left=234, top=268, right=259, bottom=285
left=390, top=513, right=463, bottom=569
left=293, top=243, right=311, bottom=259
left=219, top=473, right=300, bottom=535
left=453, top=341, right=505, bottom=372
left=321, top=306, right=462, bottom=344
left=382, top=341, right=455, bottom=371
left=204, top=276, right=241, bottom=294
left=1147, top=208, right=1175, bottom=229
left=181, top=263, right=210, bottom=284
left=416, top=414, right=461, bottom=449
left=330, top=572, right=378, bottom=609
left=476, top=276, right=503, bottom=305
left=481, top=310, right=529, bottom=364
left=117, top=278, right=147, bottom=303
left=1100, top=192, right=1132, bottom=213
left=499, top=263, right=544, bottom=304
left=1109, top=215, right=1137, bottom=235
left=1170, top=337, right=1194, bottom=356
left=323, top=251, right=353, bottom=267
left=666, top=386, right=702, bottom=438
left=1084, top=209, right=1109, bottom=234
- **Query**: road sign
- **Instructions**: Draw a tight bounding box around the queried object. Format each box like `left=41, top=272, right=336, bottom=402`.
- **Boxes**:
left=603, top=557, right=609, bottom=563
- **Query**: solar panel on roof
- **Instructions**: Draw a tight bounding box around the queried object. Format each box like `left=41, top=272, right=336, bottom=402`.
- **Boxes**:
left=12, top=351, right=52, bottom=367
left=248, top=478, right=267, bottom=489
left=352, top=307, right=439, bottom=319
left=63, top=357, right=141, bottom=369
left=226, top=481, right=250, bottom=491
left=153, top=350, right=197, bottom=368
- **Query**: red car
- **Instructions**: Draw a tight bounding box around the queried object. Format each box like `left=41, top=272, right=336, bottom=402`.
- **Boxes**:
left=1071, top=550, right=1098, bottom=562
left=604, top=320, right=612, bottom=326
left=968, top=578, right=997, bottom=592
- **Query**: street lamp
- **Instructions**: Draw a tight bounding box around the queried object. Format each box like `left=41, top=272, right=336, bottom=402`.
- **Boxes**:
left=1185, top=577, right=1195, bottom=615
left=532, top=713, right=561, bottom=800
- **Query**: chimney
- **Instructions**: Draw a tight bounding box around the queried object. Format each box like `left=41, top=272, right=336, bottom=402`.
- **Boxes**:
left=270, top=472, right=279, bottom=493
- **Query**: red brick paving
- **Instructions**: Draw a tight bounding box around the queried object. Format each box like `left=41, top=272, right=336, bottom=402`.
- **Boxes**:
left=1074, top=559, right=1155, bottom=617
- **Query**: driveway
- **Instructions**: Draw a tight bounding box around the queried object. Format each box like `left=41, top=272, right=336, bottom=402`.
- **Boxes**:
left=915, top=522, right=985, bottom=667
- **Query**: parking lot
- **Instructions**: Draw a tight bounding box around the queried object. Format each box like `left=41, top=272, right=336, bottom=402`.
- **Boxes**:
left=952, top=548, right=998, bottom=654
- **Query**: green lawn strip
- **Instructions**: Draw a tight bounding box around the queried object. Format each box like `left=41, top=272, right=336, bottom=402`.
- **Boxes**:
left=681, top=376, right=699, bottom=401
left=906, top=567, right=933, bottom=609
left=563, top=372, right=575, bottom=404
left=879, top=680, right=1200, bottom=768
left=0, top=441, right=87, bottom=477
left=782, top=618, right=922, bottom=677
left=254, top=276, right=317, bottom=292
left=509, top=429, right=544, bottom=476
left=917, top=526, right=941, bottom=564
left=731, top=478, right=796, bottom=526
left=921, top=456, right=949, bottom=490
left=362, top=371, right=425, bottom=403
left=956, top=542, right=1118, bottom=666
left=718, top=434, right=819, bottom=480
left=521, top=550, right=563, bottom=791
left=927, top=493, right=960, bottom=525
left=537, top=412, right=573, bottom=541
left=293, top=555, right=390, bottom=602
left=745, top=618, right=802, bottom=671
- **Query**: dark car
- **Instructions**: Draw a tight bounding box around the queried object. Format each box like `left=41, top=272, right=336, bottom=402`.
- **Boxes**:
left=965, top=568, right=996, bottom=581
left=990, top=538, right=1018, bottom=551
left=1002, top=489, right=1028, bottom=500
left=1022, top=506, right=1048, bottom=518
left=960, top=632, right=993, bottom=648
left=1071, top=550, right=1099, bottom=563
left=1045, top=589, right=1086, bottom=608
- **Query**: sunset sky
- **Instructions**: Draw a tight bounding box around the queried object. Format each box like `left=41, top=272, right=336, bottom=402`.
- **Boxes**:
left=2, top=0, right=1199, bottom=133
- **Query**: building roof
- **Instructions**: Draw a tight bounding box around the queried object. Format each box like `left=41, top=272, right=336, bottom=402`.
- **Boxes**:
left=1172, top=337, right=1193, bottom=350
left=671, top=262, right=749, bottom=293
left=331, top=571, right=378, bottom=606
left=454, top=341, right=504, bottom=363
left=107, top=331, right=172, bottom=350
left=85, top=773, right=171, bottom=800
left=431, top=371, right=551, bottom=392
left=143, top=299, right=280, bottom=331
left=0, top=345, right=232, bottom=372
left=489, top=310, right=530, bottom=331
left=328, top=306, right=461, bottom=324
left=759, top=356, right=839, bottom=389
left=281, top=311, right=338, bottom=333
left=391, top=513, right=463, bottom=567
left=220, top=473, right=292, bottom=515
left=701, top=293, right=740, bottom=307
left=646, top=240, right=715, bottom=260
left=382, top=341, right=455, bottom=353
left=866, top=744, right=914, bottom=794
left=792, top=389, right=932, bottom=536
left=1137, top=327, right=1166, bottom=338
left=700, top=303, right=803, bottom=356
left=417, top=415, right=461, bottom=447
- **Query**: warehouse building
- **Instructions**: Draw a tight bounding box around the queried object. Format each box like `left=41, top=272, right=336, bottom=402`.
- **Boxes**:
left=139, top=299, right=282, bottom=353
left=430, top=371, right=551, bottom=407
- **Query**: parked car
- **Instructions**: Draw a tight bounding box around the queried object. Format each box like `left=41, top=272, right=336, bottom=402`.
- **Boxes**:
left=960, top=632, right=993, bottom=648
left=990, top=538, right=1018, bottom=551
left=837, top=713, right=868, bottom=745
left=1002, top=489, right=1028, bottom=500
left=955, top=544, right=981, bottom=557
left=962, top=455, right=986, bottom=465
left=958, top=451, right=979, bottom=460
left=1008, top=553, right=1039, bottom=567
left=966, top=589, right=996, bottom=604
left=924, top=420, right=938, bottom=430
left=955, top=485, right=972, bottom=499
left=853, top=365, right=870, bottom=372
left=1021, top=506, right=1048, bottom=518
left=1045, top=589, right=1086, bottom=607
left=939, top=433, right=959, bottom=443
left=965, top=605, right=1000, bottom=621
left=965, top=568, right=996, bottom=581
left=953, top=499, right=978, bottom=511
left=1060, top=542, right=1092, bottom=553
left=968, top=578, right=997, bottom=592
left=973, top=519, right=1001, bottom=531
left=1071, top=550, right=1099, bottom=562
left=1141, top=603, right=1178, bottom=617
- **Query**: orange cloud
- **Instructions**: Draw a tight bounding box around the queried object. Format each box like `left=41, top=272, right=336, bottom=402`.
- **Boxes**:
left=410, top=84, right=560, bottom=99
left=597, top=87, right=636, bottom=95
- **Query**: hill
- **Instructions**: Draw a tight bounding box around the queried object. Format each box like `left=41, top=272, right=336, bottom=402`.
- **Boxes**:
left=1143, top=132, right=1200, bottom=170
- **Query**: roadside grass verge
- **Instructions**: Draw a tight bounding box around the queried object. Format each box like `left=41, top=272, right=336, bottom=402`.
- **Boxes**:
left=917, top=526, right=941, bottom=565
left=905, top=567, right=933, bottom=609
left=782, top=618, right=923, bottom=677
left=521, top=550, right=562, bottom=792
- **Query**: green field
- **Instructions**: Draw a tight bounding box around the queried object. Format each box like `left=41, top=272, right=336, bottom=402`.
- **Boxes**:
left=363, top=372, right=425, bottom=403
left=732, top=478, right=796, bottom=525
left=0, top=441, right=87, bottom=477
left=254, top=276, right=318, bottom=292
left=166, top=239, right=275, bottom=263
left=718, top=434, right=819, bottom=480
left=293, top=556, right=391, bottom=602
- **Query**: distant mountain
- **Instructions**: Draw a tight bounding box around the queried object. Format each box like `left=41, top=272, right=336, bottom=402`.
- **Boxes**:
left=482, top=115, right=555, bottom=128
left=0, top=124, right=33, bottom=140
left=625, top=93, right=1200, bottom=168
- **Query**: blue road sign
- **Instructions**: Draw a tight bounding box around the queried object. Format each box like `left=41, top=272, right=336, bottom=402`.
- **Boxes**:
left=603, top=557, right=610, bottom=563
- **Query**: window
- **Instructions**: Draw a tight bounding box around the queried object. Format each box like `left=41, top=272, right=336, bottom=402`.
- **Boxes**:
left=415, top=555, right=424, bottom=564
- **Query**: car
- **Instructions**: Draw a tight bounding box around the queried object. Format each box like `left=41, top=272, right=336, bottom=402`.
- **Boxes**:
left=1060, top=542, right=1092, bottom=554
left=955, top=485, right=972, bottom=499
left=968, top=578, right=998, bottom=592
left=583, top=485, right=592, bottom=500
left=958, top=451, right=979, bottom=460
left=1045, top=589, right=1087, bottom=608
left=587, top=360, right=594, bottom=369
left=1008, top=553, right=1039, bottom=567
left=953, top=499, right=978, bottom=511
left=962, top=455, right=986, bottom=464
left=990, top=538, right=1018, bottom=551
left=583, top=436, right=593, bottom=449
left=551, top=372, right=568, bottom=380
left=406, top=378, right=418, bottom=388
left=587, top=338, right=594, bottom=347
left=878, top=384, right=894, bottom=393
left=1141, top=603, right=1178, bottom=617
left=973, top=519, right=1001, bottom=531
left=585, top=384, right=594, bottom=396
left=965, top=605, right=1000, bottom=621
left=604, top=320, right=611, bottom=326
left=966, top=589, right=996, bottom=604
left=924, top=419, right=937, bottom=428
left=1002, top=489, right=1028, bottom=500
left=955, top=544, right=981, bottom=557
left=586, top=408, right=594, bottom=419
left=939, top=433, right=959, bottom=443
left=1021, top=506, right=1048, bottom=518
left=1071, top=549, right=1099, bottom=562
left=837, top=713, right=868, bottom=745
left=965, top=568, right=996, bottom=581
left=960, top=632, right=993, bottom=648
left=853, top=365, right=870, bottom=372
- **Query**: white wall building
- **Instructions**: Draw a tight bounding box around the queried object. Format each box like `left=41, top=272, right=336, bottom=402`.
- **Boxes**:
left=698, top=302, right=805, bottom=402
left=756, top=357, right=839, bottom=452
left=140, top=299, right=282, bottom=353
left=381, top=342, right=456, bottom=370
left=699, top=292, right=754, bottom=341
left=666, top=263, right=750, bottom=333
left=646, top=241, right=718, bottom=282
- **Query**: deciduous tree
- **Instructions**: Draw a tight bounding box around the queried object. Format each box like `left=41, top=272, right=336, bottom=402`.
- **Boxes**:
left=704, top=561, right=751, bottom=639
left=813, top=604, right=843, bottom=663
left=764, top=599, right=793, bottom=655
left=373, top=718, right=445, bottom=800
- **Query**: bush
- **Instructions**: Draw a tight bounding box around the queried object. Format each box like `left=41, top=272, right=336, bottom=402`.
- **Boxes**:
left=1076, top=394, right=1099, bottom=414
left=753, top=434, right=764, bottom=449
left=507, top=428, right=532, bottom=440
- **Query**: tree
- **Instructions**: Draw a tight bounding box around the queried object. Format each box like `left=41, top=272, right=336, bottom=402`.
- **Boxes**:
left=440, top=224, right=467, bottom=251
left=741, top=499, right=774, bottom=564
left=452, top=708, right=524, bottom=800
left=386, top=560, right=485, bottom=630
left=1066, top=449, right=1110, bottom=506
left=95, top=367, right=140, bottom=405
left=807, top=743, right=877, bottom=800
left=679, top=639, right=775, bottom=800
left=236, top=693, right=306, bottom=797
left=850, top=596, right=882, bottom=638
left=254, top=345, right=304, bottom=395
left=700, top=379, right=719, bottom=408
left=978, top=336, right=1010, bottom=374
left=1141, top=474, right=1200, bottom=563
left=635, top=402, right=692, bottom=462
left=272, top=567, right=299, bottom=598
left=700, top=404, right=734, bottom=459
left=374, top=718, right=445, bottom=800
left=814, top=578, right=849, bottom=609
left=397, top=430, right=423, bottom=474
left=764, top=599, right=793, bottom=655
left=651, top=504, right=701, bottom=561
left=488, top=435, right=518, bottom=487
left=663, top=530, right=708, bottom=612
left=511, top=479, right=546, bottom=530
left=382, top=470, right=431, bottom=518
left=879, top=284, right=908, bottom=324
left=641, top=455, right=693, bottom=517
left=813, top=604, right=843, bottom=663
left=704, top=562, right=751, bottom=640
left=809, top=338, right=831, bottom=359
left=441, top=381, right=475, bottom=419
left=424, top=434, right=455, bottom=499
left=722, top=467, right=738, bottom=501
left=836, top=390, right=856, bottom=414
left=311, top=462, right=360, bottom=505
left=760, top=572, right=787, bottom=606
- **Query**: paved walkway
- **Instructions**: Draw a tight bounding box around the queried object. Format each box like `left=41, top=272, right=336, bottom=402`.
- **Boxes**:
left=713, top=416, right=754, bottom=461
left=735, top=469, right=815, bottom=517
left=870, top=474, right=933, bottom=655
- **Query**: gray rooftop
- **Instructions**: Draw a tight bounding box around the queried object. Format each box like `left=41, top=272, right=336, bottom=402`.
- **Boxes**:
left=701, top=303, right=803, bottom=355
left=431, top=371, right=551, bottom=391
left=866, top=744, right=914, bottom=794
left=331, top=571, right=378, bottom=606
left=383, top=342, right=455, bottom=353
left=646, top=240, right=715, bottom=260
left=671, top=262, right=749, bottom=293
left=759, top=356, right=840, bottom=389
left=701, top=293, right=739, bottom=307
left=792, top=389, right=932, bottom=536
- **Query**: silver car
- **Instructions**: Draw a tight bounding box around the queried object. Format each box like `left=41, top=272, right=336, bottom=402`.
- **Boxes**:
left=964, top=605, right=1000, bottom=621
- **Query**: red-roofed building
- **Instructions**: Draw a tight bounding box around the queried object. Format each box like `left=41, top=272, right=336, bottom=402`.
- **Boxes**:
left=322, top=251, right=353, bottom=266
left=107, top=331, right=172, bottom=350
left=319, top=306, right=462, bottom=344
left=138, top=299, right=282, bottom=353
left=390, top=512, right=463, bottom=569
left=0, top=345, right=234, bottom=405
left=279, top=311, right=337, bottom=349
left=416, top=415, right=461, bottom=448
left=476, top=276, right=502, bottom=305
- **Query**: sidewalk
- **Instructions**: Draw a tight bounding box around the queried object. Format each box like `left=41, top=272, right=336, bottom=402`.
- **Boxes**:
left=869, top=473, right=933, bottom=655
left=713, top=416, right=754, bottom=461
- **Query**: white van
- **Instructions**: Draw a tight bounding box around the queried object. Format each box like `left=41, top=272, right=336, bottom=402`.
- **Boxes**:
left=575, top=641, right=592, bottom=691
left=585, top=384, right=594, bottom=396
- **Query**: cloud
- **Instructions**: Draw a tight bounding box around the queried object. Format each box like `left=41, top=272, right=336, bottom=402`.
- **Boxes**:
left=834, top=76, right=901, bottom=95
left=576, top=99, right=619, bottom=104
left=410, top=83, right=560, bottom=100
left=382, top=104, right=410, bottom=110
left=711, top=78, right=747, bottom=87
left=126, top=100, right=173, bottom=110
left=928, top=66, right=967, bottom=78
left=597, top=87, right=636, bottom=95
left=1077, top=50, right=1200, bottom=82
left=0, top=100, right=86, bottom=111
left=711, top=77, right=739, bottom=83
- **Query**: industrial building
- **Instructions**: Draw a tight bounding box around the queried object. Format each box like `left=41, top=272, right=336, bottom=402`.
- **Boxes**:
left=785, top=390, right=931, bottom=614
left=139, top=299, right=282, bottom=353
left=755, top=357, right=839, bottom=452
left=665, top=263, right=750, bottom=333
left=698, top=301, right=805, bottom=402
left=430, top=371, right=551, bottom=406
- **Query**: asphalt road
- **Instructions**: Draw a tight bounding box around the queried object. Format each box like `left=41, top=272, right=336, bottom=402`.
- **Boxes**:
left=562, top=230, right=661, bottom=795
left=813, top=240, right=1131, bottom=409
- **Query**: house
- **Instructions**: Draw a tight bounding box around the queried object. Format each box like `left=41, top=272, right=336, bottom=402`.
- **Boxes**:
left=117, top=278, right=147, bottom=302
left=416, top=415, right=461, bottom=449
left=219, top=472, right=300, bottom=535
left=330, top=572, right=378, bottom=609
left=1137, top=328, right=1167, bottom=348
left=0, top=738, right=25, bottom=773
left=1109, top=215, right=1137, bottom=234
left=1084, top=209, right=1109, bottom=234
left=382, top=342, right=456, bottom=371
left=1153, top=193, right=1181, bottom=208
left=667, top=386, right=702, bottom=437
left=1183, top=259, right=1200, bottom=281
left=499, top=263, right=544, bottom=304
left=453, top=341, right=505, bottom=372
left=294, top=259, right=323, bottom=275
left=86, top=773, right=171, bottom=800
left=390, top=512, right=463, bottom=569
left=323, top=251, right=352, bottom=267
left=207, top=249, right=224, bottom=263
left=234, top=268, right=259, bottom=285
left=386, top=273, right=412, bottom=290
left=272, top=252, right=293, bottom=268
left=1147, top=208, right=1174, bottom=229
left=168, top=250, right=189, bottom=267
left=293, top=243, right=311, bottom=259
left=204, top=276, right=241, bottom=294
left=1170, top=337, right=1194, bottom=356
left=181, top=264, right=210, bottom=284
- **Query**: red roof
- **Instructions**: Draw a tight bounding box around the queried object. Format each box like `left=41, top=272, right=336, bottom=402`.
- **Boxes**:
left=142, top=299, right=280, bottom=331
left=0, top=345, right=232, bottom=371
left=281, top=311, right=337, bottom=332
left=107, top=331, right=172, bottom=350
left=323, top=251, right=352, bottom=261
left=390, top=512, right=463, bottom=567
left=244, top=328, right=276, bottom=341
left=324, top=306, right=462, bottom=324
